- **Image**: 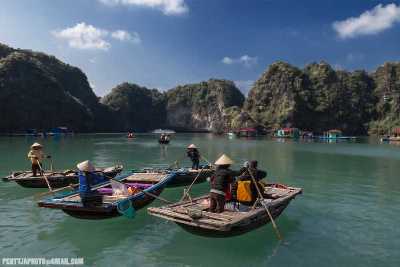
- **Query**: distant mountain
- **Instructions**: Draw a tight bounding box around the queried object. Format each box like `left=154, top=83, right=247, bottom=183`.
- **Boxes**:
left=101, top=82, right=166, bottom=131
left=0, top=42, right=398, bottom=134
left=165, top=79, right=245, bottom=132
left=244, top=61, right=398, bottom=135
left=0, top=43, right=113, bottom=132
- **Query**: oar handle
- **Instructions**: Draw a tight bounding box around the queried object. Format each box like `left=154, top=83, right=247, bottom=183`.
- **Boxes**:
left=248, top=167, right=283, bottom=240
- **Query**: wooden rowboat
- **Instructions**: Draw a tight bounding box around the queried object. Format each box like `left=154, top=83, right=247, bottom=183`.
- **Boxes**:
left=148, top=184, right=302, bottom=237
left=131, top=165, right=214, bottom=187
left=3, top=165, right=123, bottom=188
left=158, top=139, right=170, bottom=144
left=37, top=172, right=175, bottom=220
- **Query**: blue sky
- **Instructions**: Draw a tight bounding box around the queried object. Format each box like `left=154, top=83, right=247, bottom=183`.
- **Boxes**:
left=1, top=0, right=400, bottom=96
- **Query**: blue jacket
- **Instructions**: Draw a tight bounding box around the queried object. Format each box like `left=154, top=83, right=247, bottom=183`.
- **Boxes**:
left=78, top=171, right=107, bottom=193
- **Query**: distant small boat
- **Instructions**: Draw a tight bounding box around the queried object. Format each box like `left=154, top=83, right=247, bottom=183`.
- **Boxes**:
left=3, top=165, right=123, bottom=188
left=127, top=132, right=135, bottom=138
left=380, top=127, right=400, bottom=142
left=317, top=129, right=356, bottom=140
left=152, top=129, right=176, bottom=134
left=47, top=127, right=73, bottom=136
left=37, top=172, right=175, bottom=220
left=275, top=128, right=300, bottom=139
left=301, top=131, right=314, bottom=139
left=148, top=183, right=302, bottom=237
left=237, top=127, right=257, bottom=137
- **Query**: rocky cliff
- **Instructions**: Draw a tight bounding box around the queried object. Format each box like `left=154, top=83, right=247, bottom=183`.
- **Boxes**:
left=165, top=79, right=245, bottom=132
left=244, top=61, right=379, bottom=135
left=1, top=42, right=399, bottom=134
left=101, top=83, right=166, bottom=131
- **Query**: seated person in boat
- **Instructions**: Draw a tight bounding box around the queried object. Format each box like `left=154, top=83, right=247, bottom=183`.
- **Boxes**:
left=232, top=160, right=267, bottom=204
left=77, top=160, right=107, bottom=207
left=187, top=144, right=200, bottom=170
left=209, top=154, right=236, bottom=213
left=27, top=143, right=50, bottom=176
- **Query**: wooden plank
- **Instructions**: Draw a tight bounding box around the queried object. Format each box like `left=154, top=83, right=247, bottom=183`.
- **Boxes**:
left=151, top=208, right=228, bottom=227
left=149, top=212, right=228, bottom=231
left=172, top=207, right=232, bottom=222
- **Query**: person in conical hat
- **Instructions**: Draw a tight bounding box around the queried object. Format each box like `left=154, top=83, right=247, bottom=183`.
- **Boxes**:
left=27, top=143, right=46, bottom=176
left=187, top=144, right=200, bottom=170
left=214, top=154, right=234, bottom=165
left=209, top=154, right=238, bottom=213
left=77, top=160, right=95, bottom=172
left=76, top=160, right=105, bottom=207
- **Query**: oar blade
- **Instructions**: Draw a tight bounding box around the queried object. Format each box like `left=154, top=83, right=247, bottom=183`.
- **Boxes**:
left=117, top=199, right=136, bottom=218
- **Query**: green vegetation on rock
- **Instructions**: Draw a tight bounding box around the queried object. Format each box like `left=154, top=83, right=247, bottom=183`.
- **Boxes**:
left=0, top=42, right=399, bottom=134
left=101, top=83, right=166, bottom=131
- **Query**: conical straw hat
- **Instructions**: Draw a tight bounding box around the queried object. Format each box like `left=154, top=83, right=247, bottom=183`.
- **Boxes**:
left=187, top=144, right=197, bottom=149
left=215, top=154, right=234, bottom=165
left=31, top=143, right=43, bottom=148
left=77, top=160, right=95, bottom=172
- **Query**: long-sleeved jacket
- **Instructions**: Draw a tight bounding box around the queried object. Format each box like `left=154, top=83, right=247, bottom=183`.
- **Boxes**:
left=187, top=149, right=200, bottom=161
left=210, top=167, right=238, bottom=193
left=78, top=171, right=107, bottom=194
left=27, top=149, right=44, bottom=164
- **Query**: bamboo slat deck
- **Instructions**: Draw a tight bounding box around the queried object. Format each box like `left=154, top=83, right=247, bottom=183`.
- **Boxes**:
left=148, top=185, right=303, bottom=237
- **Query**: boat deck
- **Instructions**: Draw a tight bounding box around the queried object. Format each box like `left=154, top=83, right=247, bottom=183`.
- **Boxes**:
left=148, top=185, right=302, bottom=233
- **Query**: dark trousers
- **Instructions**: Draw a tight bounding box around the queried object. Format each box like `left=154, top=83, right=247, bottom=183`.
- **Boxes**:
left=191, top=159, right=199, bottom=170
left=31, top=163, right=41, bottom=177
left=209, top=192, right=225, bottom=213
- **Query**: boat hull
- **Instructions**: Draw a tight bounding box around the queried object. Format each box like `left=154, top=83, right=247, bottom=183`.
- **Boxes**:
left=5, top=166, right=123, bottom=189
left=131, top=167, right=214, bottom=188
left=176, top=199, right=291, bottom=238
left=55, top=187, right=164, bottom=220
left=148, top=185, right=302, bottom=238
left=37, top=172, right=175, bottom=220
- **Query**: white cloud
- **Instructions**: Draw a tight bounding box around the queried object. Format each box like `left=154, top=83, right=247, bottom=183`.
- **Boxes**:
left=221, top=55, right=258, bottom=67
left=333, top=3, right=400, bottom=39
left=52, top=22, right=111, bottom=50
left=53, top=23, right=141, bottom=51
left=99, top=0, right=188, bottom=15
left=111, top=30, right=141, bottom=44
left=222, top=57, right=234, bottom=65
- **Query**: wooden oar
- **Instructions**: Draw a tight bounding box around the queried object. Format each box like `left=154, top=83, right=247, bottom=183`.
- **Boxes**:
left=34, top=183, right=78, bottom=200
left=180, top=167, right=204, bottom=202
left=248, top=167, right=283, bottom=240
left=200, top=155, right=213, bottom=167
left=37, top=161, right=53, bottom=192
left=104, top=175, right=172, bottom=204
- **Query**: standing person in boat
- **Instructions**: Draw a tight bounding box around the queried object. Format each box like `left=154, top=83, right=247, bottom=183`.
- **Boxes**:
left=187, top=144, right=200, bottom=170
left=27, top=143, right=50, bottom=176
left=77, top=160, right=107, bottom=207
left=235, top=160, right=267, bottom=204
left=209, top=154, right=236, bottom=213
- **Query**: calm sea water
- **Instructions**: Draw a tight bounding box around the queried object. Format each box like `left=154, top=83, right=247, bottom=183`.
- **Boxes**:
left=0, top=134, right=399, bottom=267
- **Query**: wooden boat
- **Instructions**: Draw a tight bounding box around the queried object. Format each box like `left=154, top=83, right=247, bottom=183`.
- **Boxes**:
left=275, top=128, right=300, bottom=139
left=158, top=139, right=170, bottom=144
left=148, top=183, right=302, bottom=237
left=37, top=172, right=175, bottom=220
left=317, top=129, right=356, bottom=140
left=131, top=165, right=214, bottom=187
left=3, top=165, right=123, bottom=188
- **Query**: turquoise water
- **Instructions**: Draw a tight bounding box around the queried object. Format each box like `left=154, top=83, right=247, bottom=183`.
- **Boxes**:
left=0, top=134, right=399, bottom=266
